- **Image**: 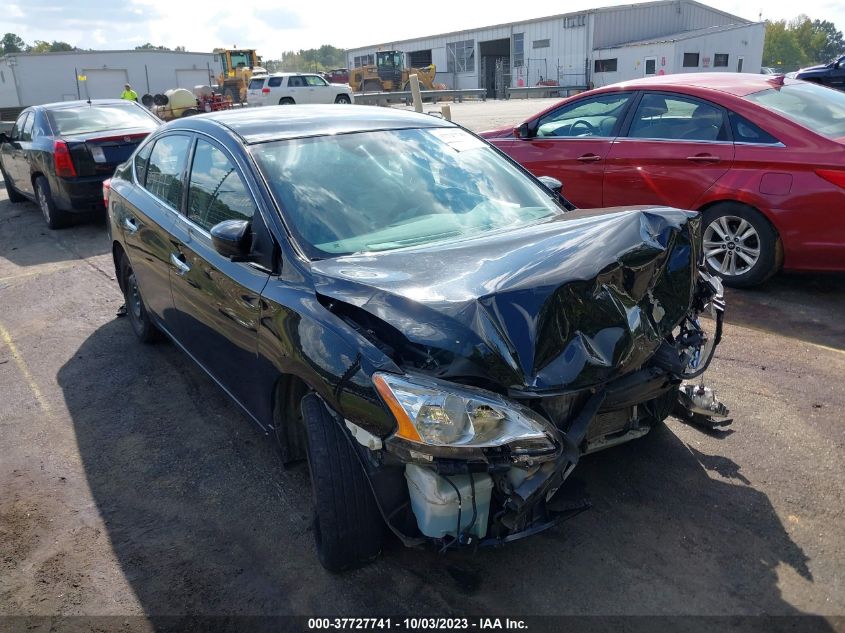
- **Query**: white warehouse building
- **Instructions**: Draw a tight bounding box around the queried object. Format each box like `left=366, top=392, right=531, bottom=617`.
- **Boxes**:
left=0, top=49, right=223, bottom=108
left=345, top=0, right=764, bottom=97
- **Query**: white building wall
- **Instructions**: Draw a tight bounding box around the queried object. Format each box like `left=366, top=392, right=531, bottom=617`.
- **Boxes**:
left=591, top=22, right=765, bottom=87
left=5, top=50, right=222, bottom=106
left=0, top=59, right=20, bottom=107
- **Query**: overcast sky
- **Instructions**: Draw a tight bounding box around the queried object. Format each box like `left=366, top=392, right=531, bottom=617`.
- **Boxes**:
left=4, top=0, right=844, bottom=56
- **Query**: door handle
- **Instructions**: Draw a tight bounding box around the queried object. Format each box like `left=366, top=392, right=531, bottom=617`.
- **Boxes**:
left=170, top=252, right=191, bottom=276
left=686, top=154, right=720, bottom=163
left=577, top=154, right=602, bottom=162
left=123, top=217, right=139, bottom=234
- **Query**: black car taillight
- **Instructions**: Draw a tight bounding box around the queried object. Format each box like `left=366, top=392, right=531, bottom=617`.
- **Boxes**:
left=54, top=141, right=77, bottom=178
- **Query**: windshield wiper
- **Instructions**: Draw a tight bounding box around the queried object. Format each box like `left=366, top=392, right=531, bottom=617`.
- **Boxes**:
left=366, top=229, right=463, bottom=251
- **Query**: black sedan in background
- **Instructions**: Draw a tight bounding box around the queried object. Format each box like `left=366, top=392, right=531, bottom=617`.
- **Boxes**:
left=0, top=99, right=160, bottom=228
left=106, top=105, right=723, bottom=571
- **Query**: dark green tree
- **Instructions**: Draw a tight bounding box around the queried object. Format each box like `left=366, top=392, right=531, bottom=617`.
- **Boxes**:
left=1, top=32, right=27, bottom=54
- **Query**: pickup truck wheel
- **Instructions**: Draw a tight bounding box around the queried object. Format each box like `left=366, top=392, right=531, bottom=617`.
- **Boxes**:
left=35, top=176, right=67, bottom=229
left=2, top=168, right=26, bottom=203
left=279, top=97, right=295, bottom=105
left=702, top=203, right=780, bottom=287
left=119, top=254, right=161, bottom=344
left=334, top=94, right=351, bottom=104
left=301, top=393, right=382, bottom=572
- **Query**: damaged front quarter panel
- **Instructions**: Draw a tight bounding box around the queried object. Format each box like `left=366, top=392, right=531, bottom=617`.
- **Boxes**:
left=310, top=206, right=726, bottom=548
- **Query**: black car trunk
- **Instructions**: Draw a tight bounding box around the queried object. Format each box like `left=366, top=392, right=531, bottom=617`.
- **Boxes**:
left=64, top=129, right=150, bottom=177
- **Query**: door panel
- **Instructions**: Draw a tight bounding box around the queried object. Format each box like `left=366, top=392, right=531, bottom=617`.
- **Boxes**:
left=4, top=112, right=30, bottom=192
left=603, top=92, right=734, bottom=209
left=122, top=134, right=191, bottom=329
left=168, top=137, right=270, bottom=415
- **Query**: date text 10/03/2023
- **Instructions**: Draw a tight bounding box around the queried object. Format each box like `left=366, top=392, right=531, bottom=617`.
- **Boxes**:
left=306, top=618, right=529, bottom=630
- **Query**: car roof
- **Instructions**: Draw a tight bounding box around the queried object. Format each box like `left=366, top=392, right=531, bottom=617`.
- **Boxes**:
left=598, top=72, right=797, bottom=97
left=168, top=104, right=455, bottom=144
left=35, top=99, right=141, bottom=111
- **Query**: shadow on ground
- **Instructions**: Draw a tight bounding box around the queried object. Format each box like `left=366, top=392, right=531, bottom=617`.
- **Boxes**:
left=0, top=194, right=109, bottom=268
left=725, top=272, right=845, bottom=351
left=55, top=316, right=830, bottom=623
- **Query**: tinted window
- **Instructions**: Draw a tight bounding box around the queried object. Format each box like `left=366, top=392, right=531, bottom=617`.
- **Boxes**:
left=248, top=78, right=265, bottom=90
left=47, top=103, right=158, bottom=136
left=288, top=76, right=305, bottom=87
left=683, top=53, right=700, bottom=67
left=728, top=112, right=780, bottom=144
left=268, top=76, right=283, bottom=87
left=32, top=113, right=51, bottom=139
left=144, top=135, right=191, bottom=208
left=594, top=58, right=617, bottom=73
left=645, top=59, right=656, bottom=75
left=134, top=140, right=154, bottom=184
left=252, top=128, right=562, bottom=259
left=306, top=75, right=328, bottom=87
left=20, top=113, right=35, bottom=142
left=536, top=93, right=632, bottom=138
left=744, top=82, right=845, bottom=139
left=714, top=53, right=729, bottom=67
left=10, top=113, right=29, bottom=140
left=187, top=139, right=255, bottom=231
left=628, top=93, right=726, bottom=141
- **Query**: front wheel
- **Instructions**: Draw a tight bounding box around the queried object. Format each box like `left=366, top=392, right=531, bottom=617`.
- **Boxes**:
left=301, top=394, right=383, bottom=572
left=334, top=94, right=351, bottom=104
left=702, top=203, right=780, bottom=287
left=35, top=176, right=66, bottom=229
left=120, top=254, right=161, bottom=343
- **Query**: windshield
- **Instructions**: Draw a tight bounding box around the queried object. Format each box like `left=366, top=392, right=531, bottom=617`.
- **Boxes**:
left=251, top=127, right=562, bottom=259
left=744, top=82, right=845, bottom=139
left=47, top=104, right=159, bottom=136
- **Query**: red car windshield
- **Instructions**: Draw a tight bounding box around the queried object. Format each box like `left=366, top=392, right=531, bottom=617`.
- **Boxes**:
left=744, top=81, right=845, bottom=140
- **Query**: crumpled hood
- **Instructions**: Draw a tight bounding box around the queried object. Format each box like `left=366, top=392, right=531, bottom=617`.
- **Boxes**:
left=312, top=207, right=701, bottom=392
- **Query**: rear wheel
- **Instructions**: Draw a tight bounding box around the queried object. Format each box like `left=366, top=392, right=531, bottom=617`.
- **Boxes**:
left=301, top=393, right=383, bottom=572
left=702, top=203, right=780, bottom=287
left=334, top=94, right=351, bottom=104
left=120, top=254, right=161, bottom=344
left=2, top=168, right=26, bottom=203
left=35, top=176, right=66, bottom=229
left=279, top=97, right=295, bottom=105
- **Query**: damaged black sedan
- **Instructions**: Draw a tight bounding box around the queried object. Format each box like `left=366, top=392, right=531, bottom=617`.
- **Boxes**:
left=106, top=105, right=724, bottom=571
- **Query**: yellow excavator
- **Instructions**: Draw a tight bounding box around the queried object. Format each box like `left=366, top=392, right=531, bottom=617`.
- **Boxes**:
left=215, top=48, right=267, bottom=102
left=349, top=50, right=436, bottom=92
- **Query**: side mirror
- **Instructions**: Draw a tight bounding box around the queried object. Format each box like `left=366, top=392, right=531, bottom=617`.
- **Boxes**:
left=211, top=219, right=251, bottom=260
left=537, top=176, right=563, bottom=195
left=0, top=132, right=9, bottom=144
left=513, top=123, right=531, bottom=139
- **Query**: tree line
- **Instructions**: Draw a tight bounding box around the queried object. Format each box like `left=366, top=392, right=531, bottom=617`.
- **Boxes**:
left=763, top=16, right=843, bottom=70
left=264, top=45, right=347, bottom=72
left=1, top=33, right=187, bottom=55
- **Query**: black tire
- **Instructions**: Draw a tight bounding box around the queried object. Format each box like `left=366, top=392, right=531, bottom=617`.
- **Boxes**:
left=701, top=203, right=781, bottom=288
left=2, top=167, right=27, bottom=203
left=35, top=175, right=67, bottom=229
left=362, top=80, right=382, bottom=93
left=279, top=97, right=295, bottom=105
left=334, top=94, right=351, bottom=104
left=301, top=394, right=383, bottom=572
left=119, top=253, right=161, bottom=344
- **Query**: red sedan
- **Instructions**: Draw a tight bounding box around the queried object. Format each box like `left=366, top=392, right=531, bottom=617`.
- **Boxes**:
left=481, top=73, right=845, bottom=287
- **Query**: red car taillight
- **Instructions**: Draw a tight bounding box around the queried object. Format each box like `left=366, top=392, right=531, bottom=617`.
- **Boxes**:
left=816, top=169, right=845, bottom=189
left=262, top=88, right=270, bottom=94
left=102, top=178, right=111, bottom=208
left=54, top=140, right=77, bottom=178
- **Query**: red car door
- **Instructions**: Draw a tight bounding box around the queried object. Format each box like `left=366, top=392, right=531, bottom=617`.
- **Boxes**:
left=490, top=92, right=635, bottom=207
left=603, top=92, right=734, bottom=210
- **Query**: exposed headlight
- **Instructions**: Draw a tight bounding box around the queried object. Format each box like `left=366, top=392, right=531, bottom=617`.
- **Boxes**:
left=372, top=372, right=557, bottom=453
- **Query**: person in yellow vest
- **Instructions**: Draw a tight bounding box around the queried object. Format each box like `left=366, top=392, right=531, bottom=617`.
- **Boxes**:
left=121, top=84, right=138, bottom=101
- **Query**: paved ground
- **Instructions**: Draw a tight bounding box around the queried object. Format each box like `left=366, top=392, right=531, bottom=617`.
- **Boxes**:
left=1, top=99, right=844, bottom=628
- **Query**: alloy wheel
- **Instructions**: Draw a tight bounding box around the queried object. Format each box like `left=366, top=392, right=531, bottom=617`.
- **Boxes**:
left=703, top=215, right=760, bottom=276
left=37, top=185, right=50, bottom=224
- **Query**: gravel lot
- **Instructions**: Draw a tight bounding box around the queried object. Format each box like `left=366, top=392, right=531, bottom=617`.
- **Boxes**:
left=1, top=99, right=844, bottom=630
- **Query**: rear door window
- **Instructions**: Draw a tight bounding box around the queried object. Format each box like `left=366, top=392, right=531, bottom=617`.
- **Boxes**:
left=143, top=134, right=191, bottom=209
left=186, top=139, right=255, bottom=231
left=627, top=93, right=728, bottom=141
left=11, top=112, right=30, bottom=141
left=133, top=140, right=155, bottom=184
left=536, top=93, right=633, bottom=138
left=20, top=113, right=35, bottom=142
left=288, top=76, right=306, bottom=87
left=728, top=111, right=780, bottom=144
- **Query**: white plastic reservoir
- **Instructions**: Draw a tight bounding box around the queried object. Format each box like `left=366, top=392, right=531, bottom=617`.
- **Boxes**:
left=405, top=464, right=493, bottom=539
